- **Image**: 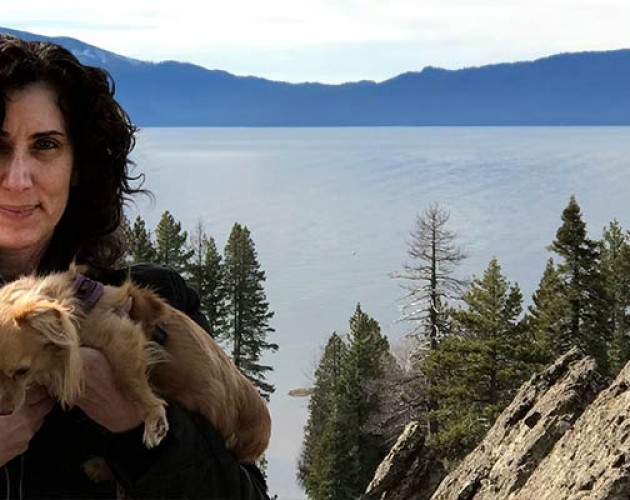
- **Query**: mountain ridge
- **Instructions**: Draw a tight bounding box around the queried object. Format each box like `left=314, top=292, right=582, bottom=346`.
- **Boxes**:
left=2, top=26, right=629, bottom=126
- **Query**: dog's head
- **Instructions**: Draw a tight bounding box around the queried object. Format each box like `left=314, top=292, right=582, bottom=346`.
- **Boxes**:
left=0, top=277, right=83, bottom=414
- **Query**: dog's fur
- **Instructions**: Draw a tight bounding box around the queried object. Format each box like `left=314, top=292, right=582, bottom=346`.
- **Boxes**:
left=0, top=267, right=271, bottom=464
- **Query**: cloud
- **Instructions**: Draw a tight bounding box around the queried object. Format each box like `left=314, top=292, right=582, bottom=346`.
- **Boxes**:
left=11, top=0, right=629, bottom=48
left=5, top=0, right=630, bottom=82
left=7, top=20, right=154, bottom=31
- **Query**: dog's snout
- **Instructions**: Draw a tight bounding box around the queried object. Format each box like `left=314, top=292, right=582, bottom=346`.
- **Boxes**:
left=0, top=403, right=15, bottom=416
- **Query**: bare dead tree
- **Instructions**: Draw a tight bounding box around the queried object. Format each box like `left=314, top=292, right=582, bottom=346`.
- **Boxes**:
left=363, top=347, right=429, bottom=450
left=392, top=204, right=468, bottom=350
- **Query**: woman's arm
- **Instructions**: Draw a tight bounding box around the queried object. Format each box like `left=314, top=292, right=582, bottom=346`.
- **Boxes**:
left=104, top=403, right=268, bottom=498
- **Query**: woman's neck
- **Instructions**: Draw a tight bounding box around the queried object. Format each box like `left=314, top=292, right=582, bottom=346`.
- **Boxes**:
left=0, top=240, right=50, bottom=281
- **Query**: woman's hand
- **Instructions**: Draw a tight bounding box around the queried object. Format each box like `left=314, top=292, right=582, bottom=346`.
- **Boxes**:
left=77, top=347, right=144, bottom=434
left=0, top=386, right=54, bottom=467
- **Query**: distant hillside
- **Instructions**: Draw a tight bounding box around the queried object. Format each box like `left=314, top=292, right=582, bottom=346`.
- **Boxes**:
left=2, top=27, right=630, bottom=126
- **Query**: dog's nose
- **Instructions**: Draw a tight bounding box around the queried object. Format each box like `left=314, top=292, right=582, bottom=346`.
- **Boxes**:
left=0, top=403, right=15, bottom=416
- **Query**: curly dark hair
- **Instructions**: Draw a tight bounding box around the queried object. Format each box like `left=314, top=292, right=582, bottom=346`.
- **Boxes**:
left=0, top=34, right=146, bottom=271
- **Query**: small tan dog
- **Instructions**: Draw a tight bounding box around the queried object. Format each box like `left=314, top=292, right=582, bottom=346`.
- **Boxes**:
left=0, top=266, right=271, bottom=466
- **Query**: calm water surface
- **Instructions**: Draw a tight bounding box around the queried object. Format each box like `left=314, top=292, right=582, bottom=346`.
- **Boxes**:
left=128, top=127, right=630, bottom=499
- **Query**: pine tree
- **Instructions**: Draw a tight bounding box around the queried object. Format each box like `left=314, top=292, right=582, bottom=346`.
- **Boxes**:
left=393, top=204, right=467, bottom=349
left=600, top=220, right=630, bottom=374
left=119, top=214, right=134, bottom=264
left=526, top=259, right=569, bottom=360
left=298, top=333, right=348, bottom=499
left=422, top=258, right=542, bottom=460
left=391, top=205, right=467, bottom=441
left=154, top=211, right=193, bottom=273
left=308, top=404, right=356, bottom=500
left=186, top=221, right=209, bottom=294
left=186, top=222, right=226, bottom=336
left=223, top=223, right=278, bottom=400
left=339, top=304, right=390, bottom=498
left=298, top=307, right=394, bottom=499
left=549, top=196, right=610, bottom=373
left=127, top=215, right=157, bottom=264
left=451, top=258, right=532, bottom=405
left=421, top=336, right=491, bottom=457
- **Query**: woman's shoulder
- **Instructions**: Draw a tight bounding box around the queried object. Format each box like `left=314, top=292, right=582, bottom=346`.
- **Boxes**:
left=92, top=263, right=213, bottom=335
left=92, top=263, right=193, bottom=311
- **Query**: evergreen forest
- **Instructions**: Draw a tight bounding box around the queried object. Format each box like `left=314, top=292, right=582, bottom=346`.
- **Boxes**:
left=122, top=212, right=278, bottom=402
left=297, top=195, right=630, bottom=499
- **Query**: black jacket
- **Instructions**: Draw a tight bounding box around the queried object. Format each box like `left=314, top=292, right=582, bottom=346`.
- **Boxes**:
left=1, top=264, right=270, bottom=499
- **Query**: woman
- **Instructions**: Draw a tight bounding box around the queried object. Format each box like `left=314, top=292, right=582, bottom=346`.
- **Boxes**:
left=0, top=34, right=269, bottom=498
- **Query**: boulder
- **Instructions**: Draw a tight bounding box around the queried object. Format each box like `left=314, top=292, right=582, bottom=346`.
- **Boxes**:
left=365, top=421, right=445, bottom=500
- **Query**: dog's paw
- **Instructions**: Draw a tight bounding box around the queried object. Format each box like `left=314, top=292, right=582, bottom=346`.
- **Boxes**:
left=83, top=457, right=114, bottom=483
left=225, top=433, right=238, bottom=451
left=143, top=406, right=169, bottom=448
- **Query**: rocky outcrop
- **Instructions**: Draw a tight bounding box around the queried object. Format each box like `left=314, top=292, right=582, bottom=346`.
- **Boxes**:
left=431, top=348, right=605, bottom=499
left=367, top=348, right=629, bottom=499
left=365, top=421, right=446, bottom=500
left=510, top=358, right=630, bottom=499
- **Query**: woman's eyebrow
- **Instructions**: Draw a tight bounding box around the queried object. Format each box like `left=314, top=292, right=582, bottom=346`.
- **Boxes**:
left=32, top=130, right=66, bottom=138
left=0, top=130, right=67, bottom=138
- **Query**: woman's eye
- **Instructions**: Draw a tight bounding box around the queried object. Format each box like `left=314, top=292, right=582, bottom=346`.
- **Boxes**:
left=34, top=138, right=58, bottom=150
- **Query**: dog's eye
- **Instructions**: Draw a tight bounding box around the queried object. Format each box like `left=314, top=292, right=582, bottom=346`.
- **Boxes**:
left=13, top=367, right=29, bottom=378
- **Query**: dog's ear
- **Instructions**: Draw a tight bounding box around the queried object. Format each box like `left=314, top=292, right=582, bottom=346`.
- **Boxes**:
left=14, top=301, right=77, bottom=348
left=68, top=261, right=89, bottom=276
left=14, top=301, right=83, bottom=406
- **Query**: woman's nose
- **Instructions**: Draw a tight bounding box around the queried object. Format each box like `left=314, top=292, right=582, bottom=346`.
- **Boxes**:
left=0, top=150, right=34, bottom=191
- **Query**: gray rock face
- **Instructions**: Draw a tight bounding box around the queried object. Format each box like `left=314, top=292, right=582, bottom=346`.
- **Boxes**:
left=365, top=421, right=446, bottom=500
left=510, top=358, right=630, bottom=499
left=430, top=348, right=605, bottom=499
left=368, top=348, right=628, bottom=499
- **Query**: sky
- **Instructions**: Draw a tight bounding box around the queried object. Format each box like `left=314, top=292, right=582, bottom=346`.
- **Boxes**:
left=4, top=0, right=630, bottom=84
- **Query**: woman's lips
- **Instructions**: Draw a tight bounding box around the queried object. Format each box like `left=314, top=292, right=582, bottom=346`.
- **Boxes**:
left=0, top=204, right=39, bottom=219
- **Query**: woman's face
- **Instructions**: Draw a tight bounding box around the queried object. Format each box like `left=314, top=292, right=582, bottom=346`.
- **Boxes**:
left=0, top=82, right=73, bottom=254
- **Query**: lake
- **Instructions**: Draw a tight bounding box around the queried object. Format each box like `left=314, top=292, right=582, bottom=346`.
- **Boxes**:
left=127, top=127, right=630, bottom=499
